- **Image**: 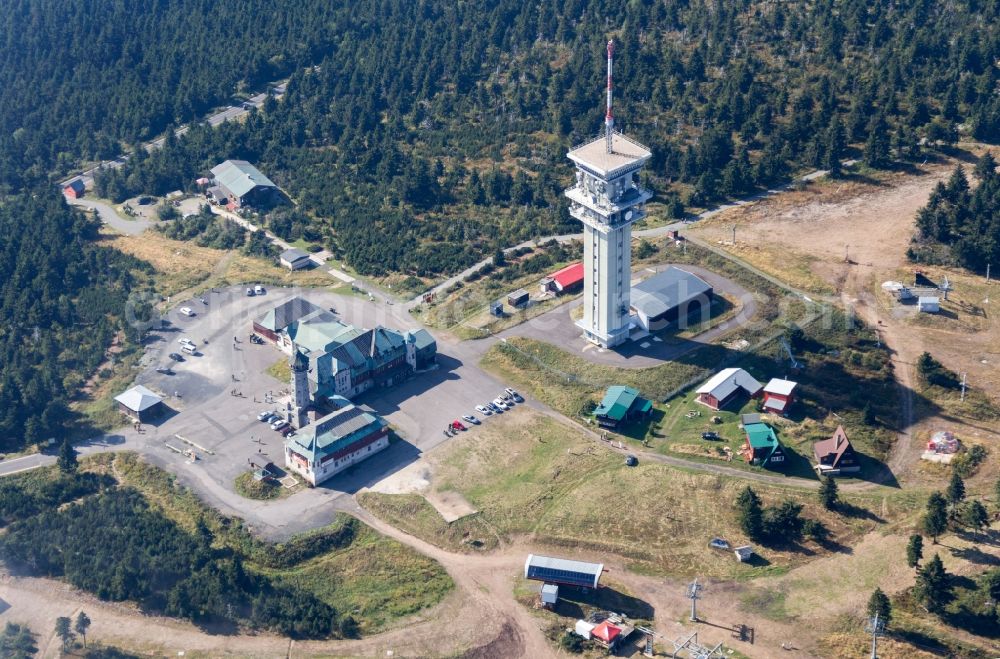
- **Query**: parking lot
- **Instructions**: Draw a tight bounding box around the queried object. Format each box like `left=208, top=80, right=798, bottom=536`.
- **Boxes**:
left=127, top=284, right=521, bottom=536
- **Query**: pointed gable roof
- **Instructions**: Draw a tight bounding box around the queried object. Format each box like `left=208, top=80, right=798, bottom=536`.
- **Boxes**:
left=813, top=425, right=854, bottom=466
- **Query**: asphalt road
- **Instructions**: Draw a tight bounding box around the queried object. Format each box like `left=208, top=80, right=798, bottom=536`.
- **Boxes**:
left=67, top=197, right=152, bottom=235
left=486, top=263, right=759, bottom=369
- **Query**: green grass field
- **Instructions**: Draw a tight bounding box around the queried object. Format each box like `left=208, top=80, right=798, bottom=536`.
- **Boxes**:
left=360, top=410, right=905, bottom=580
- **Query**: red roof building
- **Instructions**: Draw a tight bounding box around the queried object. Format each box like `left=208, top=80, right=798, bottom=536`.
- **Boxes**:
left=63, top=179, right=85, bottom=199
left=591, top=620, right=622, bottom=646
left=549, top=262, right=584, bottom=294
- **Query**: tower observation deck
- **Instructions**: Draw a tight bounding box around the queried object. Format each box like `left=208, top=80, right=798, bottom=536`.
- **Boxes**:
left=564, top=40, right=652, bottom=348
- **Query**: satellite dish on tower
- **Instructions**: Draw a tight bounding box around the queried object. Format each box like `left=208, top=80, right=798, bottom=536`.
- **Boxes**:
left=625, top=210, right=633, bottom=221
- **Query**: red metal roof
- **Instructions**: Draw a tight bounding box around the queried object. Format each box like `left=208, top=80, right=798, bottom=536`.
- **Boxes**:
left=551, top=262, right=584, bottom=289
left=592, top=620, right=621, bottom=643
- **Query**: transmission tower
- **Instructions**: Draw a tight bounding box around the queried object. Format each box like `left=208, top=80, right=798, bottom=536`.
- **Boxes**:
left=865, top=611, right=886, bottom=659
left=687, top=578, right=703, bottom=622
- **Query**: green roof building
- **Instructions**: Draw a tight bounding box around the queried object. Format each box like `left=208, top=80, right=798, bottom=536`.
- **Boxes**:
left=742, top=422, right=786, bottom=467
left=593, top=385, right=652, bottom=428
left=284, top=403, right=390, bottom=485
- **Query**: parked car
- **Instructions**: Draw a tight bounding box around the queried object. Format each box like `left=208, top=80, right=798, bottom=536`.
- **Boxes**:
left=257, top=410, right=275, bottom=421
left=625, top=454, right=638, bottom=467
left=505, top=387, right=519, bottom=398
left=462, top=414, right=480, bottom=425
left=263, top=413, right=279, bottom=424
left=155, top=366, right=173, bottom=375
left=701, top=431, right=721, bottom=441
left=246, top=287, right=255, bottom=296
left=179, top=306, right=195, bottom=316
left=488, top=402, right=503, bottom=413
left=254, top=285, right=265, bottom=295
left=451, top=420, right=467, bottom=431
left=281, top=426, right=296, bottom=437
left=178, top=337, right=195, bottom=347
left=493, top=398, right=509, bottom=410
left=270, top=419, right=288, bottom=431
left=476, top=405, right=492, bottom=416
left=181, top=344, right=197, bottom=355
left=168, top=352, right=184, bottom=361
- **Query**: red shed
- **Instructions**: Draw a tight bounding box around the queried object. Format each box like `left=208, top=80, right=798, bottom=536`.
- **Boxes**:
left=63, top=179, right=86, bottom=199
left=550, top=262, right=584, bottom=294
left=762, top=378, right=797, bottom=415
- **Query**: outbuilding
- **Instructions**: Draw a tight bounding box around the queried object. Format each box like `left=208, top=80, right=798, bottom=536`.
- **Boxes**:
left=280, top=248, right=312, bottom=271
left=762, top=378, right=797, bottom=416
left=63, top=179, right=86, bottom=199
left=524, top=554, right=603, bottom=589
left=507, top=289, right=529, bottom=308
left=114, top=384, right=164, bottom=422
left=629, top=267, right=713, bottom=332
left=695, top=368, right=763, bottom=411
left=544, top=262, right=584, bottom=294
left=918, top=296, right=940, bottom=313
left=540, top=583, right=559, bottom=607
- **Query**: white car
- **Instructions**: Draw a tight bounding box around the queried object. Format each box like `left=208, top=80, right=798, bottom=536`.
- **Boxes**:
left=505, top=387, right=519, bottom=398
left=462, top=414, right=480, bottom=425
left=179, top=307, right=195, bottom=317
left=254, top=285, right=265, bottom=295
left=476, top=405, right=492, bottom=416
left=257, top=410, right=275, bottom=421
left=178, top=338, right=195, bottom=347
left=270, top=419, right=288, bottom=431
left=492, top=398, right=509, bottom=410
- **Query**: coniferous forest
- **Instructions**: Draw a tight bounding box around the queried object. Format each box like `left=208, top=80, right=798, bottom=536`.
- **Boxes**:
left=1, top=0, right=1000, bottom=443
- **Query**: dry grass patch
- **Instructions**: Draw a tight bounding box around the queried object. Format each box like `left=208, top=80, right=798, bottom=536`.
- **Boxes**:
left=108, top=230, right=223, bottom=296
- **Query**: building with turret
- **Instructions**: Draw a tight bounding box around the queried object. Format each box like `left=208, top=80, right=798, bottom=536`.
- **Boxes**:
left=565, top=40, right=652, bottom=348
left=288, top=344, right=311, bottom=429
left=284, top=402, right=390, bottom=485
left=253, top=297, right=437, bottom=400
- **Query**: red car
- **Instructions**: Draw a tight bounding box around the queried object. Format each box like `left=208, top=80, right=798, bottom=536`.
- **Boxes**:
left=451, top=420, right=467, bottom=431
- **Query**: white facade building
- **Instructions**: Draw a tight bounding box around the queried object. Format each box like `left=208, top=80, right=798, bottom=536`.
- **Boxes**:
left=564, top=41, right=652, bottom=348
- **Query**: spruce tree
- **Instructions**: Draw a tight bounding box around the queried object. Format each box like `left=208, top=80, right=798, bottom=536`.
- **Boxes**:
left=923, top=492, right=948, bottom=543
left=866, top=588, right=892, bottom=626
left=916, top=554, right=952, bottom=613
left=961, top=501, right=988, bottom=540
left=819, top=476, right=839, bottom=510
left=57, top=438, right=78, bottom=474
left=906, top=534, right=923, bottom=570
left=946, top=472, right=966, bottom=508
left=736, top=486, right=764, bottom=541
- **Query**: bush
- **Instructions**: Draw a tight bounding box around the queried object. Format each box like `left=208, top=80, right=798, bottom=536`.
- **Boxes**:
left=559, top=631, right=585, bottom=653
left=952, top=444, right=988, bottom=478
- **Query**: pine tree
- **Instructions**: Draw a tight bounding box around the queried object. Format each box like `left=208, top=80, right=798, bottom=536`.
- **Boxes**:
left=819, top=476, right=839, bottom=510
left=73, top=612, right=91, bottom=648
left=923, top=492, right=948, bottom=543
left=53, top=617, right=74, bottom=652
left=57, top=438, right=78, bottom=474
left=916, top=554, right=952, bottom=613
left=866, top=588, right=892, bottom=626
left=906, top=534, right=923, bottom=570
left=736, top=486, right=763, bottom=541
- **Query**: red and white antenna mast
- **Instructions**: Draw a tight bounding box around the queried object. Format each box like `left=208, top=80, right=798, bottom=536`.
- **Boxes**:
left=605, top=39, right=614, bottom=153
